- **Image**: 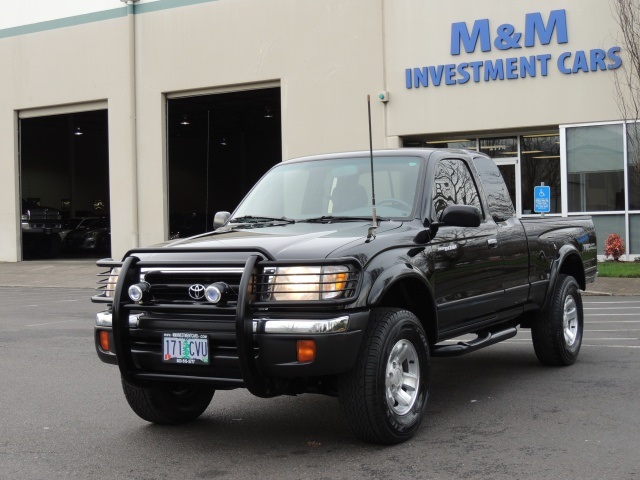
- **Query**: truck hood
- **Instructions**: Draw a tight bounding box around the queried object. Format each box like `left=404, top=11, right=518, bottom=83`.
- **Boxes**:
left=163, top=221, right=402, bottom=260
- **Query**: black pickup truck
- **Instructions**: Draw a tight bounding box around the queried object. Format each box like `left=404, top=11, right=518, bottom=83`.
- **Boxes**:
left=92, top=149, right=597, bottom=444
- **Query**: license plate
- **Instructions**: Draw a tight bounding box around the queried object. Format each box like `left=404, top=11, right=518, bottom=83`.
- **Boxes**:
left=162, top=333, right=209, bottom=365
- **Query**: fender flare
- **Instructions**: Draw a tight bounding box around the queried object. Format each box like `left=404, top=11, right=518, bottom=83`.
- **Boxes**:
left=542, top=244, right=585, bottom=312
left=366, top=263, right=438, bottom=339
left=367, top=263, right=431, bottom=306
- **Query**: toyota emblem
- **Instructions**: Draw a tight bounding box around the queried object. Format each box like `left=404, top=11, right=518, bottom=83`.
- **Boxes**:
left=188, top=284, right=206, bottom=300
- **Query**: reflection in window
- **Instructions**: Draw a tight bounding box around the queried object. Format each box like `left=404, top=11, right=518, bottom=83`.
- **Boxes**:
left=479, top=137, right=518, bottom=159
left=568, top=124, right=625, bottom=212
left=520, top=133, right=561, bottom=214
left=432, top=159, right=482, bottom=219
left=628, top=122, right=640, bottom=211
left=473, top=155, right=515, bottom=222
left=497, top=165, right=517, bottom=212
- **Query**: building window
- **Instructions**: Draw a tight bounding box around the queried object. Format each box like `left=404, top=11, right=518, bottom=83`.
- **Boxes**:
left=592, top=215, right=626, bottom=256
left=520, top=133, right=561, bottom=214
left=479, top=137, right=517, bottom=159
left=631, top=215, right=640, bottom=255
left=628, top=122, right=640, bottom=211
left=567, top=124, right=625, bottom=212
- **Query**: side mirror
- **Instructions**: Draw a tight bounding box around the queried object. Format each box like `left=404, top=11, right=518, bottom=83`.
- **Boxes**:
left=213, top=211, right=230, bottom=230
left=440, top=205, right=482, bottom=228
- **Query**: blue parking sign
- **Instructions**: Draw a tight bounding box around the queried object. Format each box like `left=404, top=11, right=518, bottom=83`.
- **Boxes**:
left=534, top=185, right=551, bottom=213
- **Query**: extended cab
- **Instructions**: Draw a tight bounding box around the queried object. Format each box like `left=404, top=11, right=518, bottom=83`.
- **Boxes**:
left=92, top=149, right=597, bottom=444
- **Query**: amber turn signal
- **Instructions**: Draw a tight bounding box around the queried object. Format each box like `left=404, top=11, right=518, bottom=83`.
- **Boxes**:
left=99, top=330, right=110, bottom=351
left=297, top=340, right=316, bottom=363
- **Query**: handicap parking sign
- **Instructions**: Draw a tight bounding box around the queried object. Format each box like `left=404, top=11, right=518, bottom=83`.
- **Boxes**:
left=534, top=185, right=551, bottom=213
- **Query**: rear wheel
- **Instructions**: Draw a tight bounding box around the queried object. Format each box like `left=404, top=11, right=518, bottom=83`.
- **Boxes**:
left=531, top=274, right=583, bottom=366
left=121, top=378, right=214, bottom=424
left=338, top=308, right=430, bottom=444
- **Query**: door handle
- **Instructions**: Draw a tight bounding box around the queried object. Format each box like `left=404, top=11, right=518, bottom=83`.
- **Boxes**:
left=487, top=238, right=498, bottom=248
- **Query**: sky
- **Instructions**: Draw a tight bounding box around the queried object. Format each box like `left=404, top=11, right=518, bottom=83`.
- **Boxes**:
left=0, top=0, right=159, bottom=30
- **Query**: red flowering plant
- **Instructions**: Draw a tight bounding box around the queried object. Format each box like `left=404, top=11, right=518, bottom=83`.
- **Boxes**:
left=604, top=233, right=625, bottom=261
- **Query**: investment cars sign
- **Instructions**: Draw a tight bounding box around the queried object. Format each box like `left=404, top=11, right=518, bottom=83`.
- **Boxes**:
left=405, top=9, right=622, bottom=88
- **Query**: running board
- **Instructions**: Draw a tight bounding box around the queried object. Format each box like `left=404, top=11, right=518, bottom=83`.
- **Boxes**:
left=432, top=326, right=518, bottom=357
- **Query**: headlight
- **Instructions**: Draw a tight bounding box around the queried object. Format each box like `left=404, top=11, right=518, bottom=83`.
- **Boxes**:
left=104, top=267, right=121, bottom=298
left=263, top=265, right=351, bottom=301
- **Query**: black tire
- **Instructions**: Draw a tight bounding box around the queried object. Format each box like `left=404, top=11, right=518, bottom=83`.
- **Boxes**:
left=121, top=377, right=214, bottom=424
left=531, top=274, right=583, bottom=366
left=338, top=308, right=430, bottom=444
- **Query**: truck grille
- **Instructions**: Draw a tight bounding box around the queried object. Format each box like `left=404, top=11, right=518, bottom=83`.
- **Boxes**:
left=141, top=268, right=243, bottom=305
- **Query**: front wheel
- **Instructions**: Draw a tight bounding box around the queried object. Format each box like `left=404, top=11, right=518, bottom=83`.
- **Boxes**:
left=531, top=274, right=584, bottom=366
left=338, top=308, right=430, bottom=444
left=121, top=378, right=214, bottom=424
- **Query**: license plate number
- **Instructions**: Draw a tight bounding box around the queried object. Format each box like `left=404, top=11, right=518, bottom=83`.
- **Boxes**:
left=163, top=333, right=209, bottom=365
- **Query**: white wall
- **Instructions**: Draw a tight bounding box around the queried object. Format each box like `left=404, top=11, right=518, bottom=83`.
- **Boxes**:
left=0, top=0, right=630, bottom=262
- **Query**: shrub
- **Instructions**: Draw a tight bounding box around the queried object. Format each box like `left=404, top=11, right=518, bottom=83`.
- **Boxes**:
left=604, top=233, right=625, bottom=261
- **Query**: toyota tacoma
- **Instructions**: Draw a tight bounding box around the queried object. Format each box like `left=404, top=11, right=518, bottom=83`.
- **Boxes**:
left=92, top=149, right=597, bottom=444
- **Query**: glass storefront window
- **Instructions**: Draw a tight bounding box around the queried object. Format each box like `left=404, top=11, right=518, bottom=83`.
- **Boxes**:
left=422, top=139, right=477, bottom=150
left=628, top=122, right=640, bottom=211
left=520, top=133, right=561, bottom=214
left=588, top=214, right=626, bottom=256
left=631, top=215, right=640, bottom=255
left=567, top=124, right=625, bottom=212
left=479, top=136, right=518, bottom=159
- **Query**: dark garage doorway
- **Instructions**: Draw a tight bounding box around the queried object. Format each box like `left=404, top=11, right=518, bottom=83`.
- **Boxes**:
left=167, top=87, right=281, bottom=239
left=19, top=110, right=110, bottom=260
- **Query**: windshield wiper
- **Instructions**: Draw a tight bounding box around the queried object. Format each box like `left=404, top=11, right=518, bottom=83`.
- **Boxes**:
left=229, top=215, right=296, bottom=224
left=301, top=215, right=382, bottom=223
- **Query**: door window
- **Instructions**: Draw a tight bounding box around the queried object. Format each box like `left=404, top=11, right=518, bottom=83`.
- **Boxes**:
left=432, top=159, right=483, bottom=219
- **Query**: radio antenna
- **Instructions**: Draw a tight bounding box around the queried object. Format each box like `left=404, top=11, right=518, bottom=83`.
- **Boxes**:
left=367, top=95, right=378, bottom=240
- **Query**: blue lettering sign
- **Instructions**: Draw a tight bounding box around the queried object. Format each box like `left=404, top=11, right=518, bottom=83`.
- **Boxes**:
left=405, top=11, right=622, bottom=89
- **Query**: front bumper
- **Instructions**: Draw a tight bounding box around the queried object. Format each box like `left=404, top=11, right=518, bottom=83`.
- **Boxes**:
left=95, top=310, right=368, bottom=385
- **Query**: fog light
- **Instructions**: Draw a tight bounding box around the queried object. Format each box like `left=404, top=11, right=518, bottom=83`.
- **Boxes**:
left=128, top=282, right=150, bottom=302
left=99, top=330, right=110, bottom=351
left=205, top=282, right=228, bottom=304
left=297, top=340, right=316, bottom=363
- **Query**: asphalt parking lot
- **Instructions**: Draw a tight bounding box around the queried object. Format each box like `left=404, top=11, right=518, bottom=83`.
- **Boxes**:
left=0, top=261, right=638, bottom=479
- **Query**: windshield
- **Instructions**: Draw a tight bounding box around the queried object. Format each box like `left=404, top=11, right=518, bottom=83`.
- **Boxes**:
left=232, top=156, right=423, bottom=222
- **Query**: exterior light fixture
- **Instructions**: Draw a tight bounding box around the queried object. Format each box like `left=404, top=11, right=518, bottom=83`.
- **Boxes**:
left=220, top=137, right=227, bottom=146
left=74, top=127, right=83, bottom=136
left=180, top=115, right=190, bottom=126
left=263, top=107, right=273, bottom=119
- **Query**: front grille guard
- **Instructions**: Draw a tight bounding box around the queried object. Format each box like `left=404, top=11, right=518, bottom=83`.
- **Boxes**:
left=98, top=250, right=362, bottom=397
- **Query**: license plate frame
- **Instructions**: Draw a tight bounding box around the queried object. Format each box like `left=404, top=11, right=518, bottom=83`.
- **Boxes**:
left=162, top=333, right=209, bottom=365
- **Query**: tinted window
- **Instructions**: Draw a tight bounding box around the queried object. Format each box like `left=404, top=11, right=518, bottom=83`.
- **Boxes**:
left=432, top=158, right=482, bottom=219
left=472, top=155, right=515, bottom=222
